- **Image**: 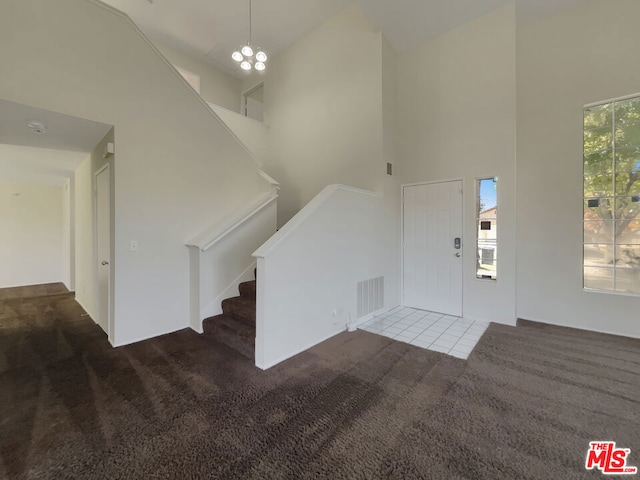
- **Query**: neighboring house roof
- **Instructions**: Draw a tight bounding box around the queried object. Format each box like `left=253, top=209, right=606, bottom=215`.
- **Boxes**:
left=480, top=206, right=497, bottom=216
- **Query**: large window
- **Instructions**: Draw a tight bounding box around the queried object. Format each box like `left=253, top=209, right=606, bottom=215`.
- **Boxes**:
left=584, top=95, right=640, bottom=294
left=477, top=177, right=497, bottom=280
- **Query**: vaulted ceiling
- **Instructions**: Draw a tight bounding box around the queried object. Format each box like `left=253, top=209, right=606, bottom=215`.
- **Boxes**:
left=101, top=0, right=588, bottom=77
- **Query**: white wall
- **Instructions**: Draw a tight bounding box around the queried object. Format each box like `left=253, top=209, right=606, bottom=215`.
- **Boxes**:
left=61, top=179, right=72, bottom=289
left=517, top=0, right=640, bottom=338
left=0, top=183, right=64, bottom=288
left=397, top=4, right=517, bottom=325
left=74, top=156, right=94, bottom=313
left=381, top=36, right=402, bottom=319
left=0, top=0, right=270, bottom=346
left=249, top=4, right=386, bottom=225
left=74, top=129, right=112, bottom=321
left=209, top=104, right=269, bottom=165
left=382, top=35, right=398, bottom=174
left=153, top=40, right=242, bottom=112
left=253, top=185, right=401, bottom=369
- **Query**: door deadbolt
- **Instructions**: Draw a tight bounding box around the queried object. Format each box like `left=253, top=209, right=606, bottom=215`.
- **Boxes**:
left=454, top=238, right=461, bottom=249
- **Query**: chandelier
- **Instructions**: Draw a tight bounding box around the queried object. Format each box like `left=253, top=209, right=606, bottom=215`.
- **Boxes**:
left=232, top=0, right=267, bottom=72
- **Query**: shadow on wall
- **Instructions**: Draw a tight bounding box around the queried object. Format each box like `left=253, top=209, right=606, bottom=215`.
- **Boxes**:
left=264, top=165, right=301, bottom=227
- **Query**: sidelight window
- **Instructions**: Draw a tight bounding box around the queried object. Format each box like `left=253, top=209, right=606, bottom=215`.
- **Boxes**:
left=477, top=177, right=497, bottom=280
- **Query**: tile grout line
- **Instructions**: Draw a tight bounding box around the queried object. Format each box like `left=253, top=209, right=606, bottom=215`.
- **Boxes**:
left=359, top=307, right=488, bottom=360
left=448, top=322, right=475, bottom=355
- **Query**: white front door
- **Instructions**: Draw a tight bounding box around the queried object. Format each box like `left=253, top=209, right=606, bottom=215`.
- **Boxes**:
left=403, top=180, right=463, bottom=316
left=96, top=166, right=110, bottom=335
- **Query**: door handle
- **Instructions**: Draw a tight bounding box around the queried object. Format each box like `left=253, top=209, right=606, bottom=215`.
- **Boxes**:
left=455, top=253, right=461, bottom=257
left=101, top=261, right=109, bottom=265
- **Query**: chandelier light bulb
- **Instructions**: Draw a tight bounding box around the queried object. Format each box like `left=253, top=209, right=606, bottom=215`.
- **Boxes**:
left=241, top=45, right=254, bottom=57
left=231, top=51, right=243, bottom=62
left=240, top=60, right=252, bottom=71
left=255, top=50, right=267, bottom=63
left=255, top=62, right=265, bottom=71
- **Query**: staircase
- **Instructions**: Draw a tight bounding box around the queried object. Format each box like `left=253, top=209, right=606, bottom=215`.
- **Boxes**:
left=202, top=270, right=256, bottom=360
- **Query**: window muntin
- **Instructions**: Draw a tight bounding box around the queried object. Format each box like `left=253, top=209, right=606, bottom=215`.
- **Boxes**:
left=584, top=95, right=640, bottom=294
left=477, top=177, right=497, bottom=280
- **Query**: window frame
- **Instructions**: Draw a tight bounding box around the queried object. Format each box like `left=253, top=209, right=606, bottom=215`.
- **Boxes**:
left=476, top=176, right=498, bottom=281
left=583, top=93, right=640, bottom=296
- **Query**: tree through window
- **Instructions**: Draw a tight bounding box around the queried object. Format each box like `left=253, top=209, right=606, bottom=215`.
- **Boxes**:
left=584, top=95, right=640, bottom=294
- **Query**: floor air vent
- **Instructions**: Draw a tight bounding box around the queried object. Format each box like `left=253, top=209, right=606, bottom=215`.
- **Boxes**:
left=357, top=276, right=384, bottom=318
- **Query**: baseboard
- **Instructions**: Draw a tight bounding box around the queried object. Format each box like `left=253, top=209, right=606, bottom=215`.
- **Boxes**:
left=348, top=305, right=397, bottom=332
left=112, top=325, right=188, bottom=348
left=516, top=316, right=640, bottom=340
left=74, top=296, right=94, bottom=321
left=256, top=329, right=343, bottom=370
left=200, top=262, right=257, bottom=321
left=461, top=314, right=515, bottom=327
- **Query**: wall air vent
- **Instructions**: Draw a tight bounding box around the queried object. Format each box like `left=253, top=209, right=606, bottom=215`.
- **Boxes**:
left=357, top=276, right=384, bottom=318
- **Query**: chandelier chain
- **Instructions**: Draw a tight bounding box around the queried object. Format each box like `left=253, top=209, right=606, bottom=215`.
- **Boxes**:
left=232, top=0, right=266, bottom=71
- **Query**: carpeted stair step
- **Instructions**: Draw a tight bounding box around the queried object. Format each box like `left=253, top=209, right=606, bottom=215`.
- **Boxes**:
left=202, top=315, right=255, bottom=360
left=238, top=280, right=256, bottom=299
left=221, top=296, right=255, bottom=326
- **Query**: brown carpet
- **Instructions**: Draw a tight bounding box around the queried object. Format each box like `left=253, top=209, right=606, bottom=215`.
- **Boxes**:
left=1, top=286, right=639, bottom=479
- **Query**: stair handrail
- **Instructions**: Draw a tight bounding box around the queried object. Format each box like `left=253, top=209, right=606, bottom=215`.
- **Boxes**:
left=186, top=191, right=278, bottom=252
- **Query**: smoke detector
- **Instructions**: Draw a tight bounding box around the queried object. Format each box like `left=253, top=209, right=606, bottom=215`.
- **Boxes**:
left=27, top=120, right=47, bottom=134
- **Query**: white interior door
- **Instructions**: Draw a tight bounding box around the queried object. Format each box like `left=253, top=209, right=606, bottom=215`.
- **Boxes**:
left=243, top=83, right=264, bottom=122
left=403, top=180, right=463, bottom=316
left=96, top=166, right=110, bottom=335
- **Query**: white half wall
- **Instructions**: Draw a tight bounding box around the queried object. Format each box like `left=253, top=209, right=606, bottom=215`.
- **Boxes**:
left=196, top=199, right=277, bottom=327
left=253, top=184, right=400, bottom=369
left=209, top=104, right=269, bottom=166
left=153, top=40, right=242, bottom=112
left=0, top=183, right=64, bottom=288
left=516, top=0, right=640, bottom=338
left=397, top=4, right=517, bottom=325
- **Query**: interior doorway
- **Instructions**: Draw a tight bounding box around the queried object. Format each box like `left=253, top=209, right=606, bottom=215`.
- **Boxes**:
left=402, top=180, right=463, bottom=316
left=242, top=83, right=264, bottom=122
